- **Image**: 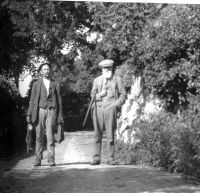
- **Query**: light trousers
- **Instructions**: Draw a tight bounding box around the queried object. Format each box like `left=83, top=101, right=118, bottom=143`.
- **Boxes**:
left=92, top=103, right=117, bottom=162
left=35, top=108, right=55, bottom=161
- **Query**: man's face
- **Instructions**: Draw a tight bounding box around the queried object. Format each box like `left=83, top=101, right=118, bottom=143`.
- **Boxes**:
left=41, top=64, right=51, bottom=78
left=102, top=66, right=113, bottom=79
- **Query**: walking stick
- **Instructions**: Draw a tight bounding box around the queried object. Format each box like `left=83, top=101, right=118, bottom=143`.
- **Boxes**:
left=82, top=94, right=96, bottom=127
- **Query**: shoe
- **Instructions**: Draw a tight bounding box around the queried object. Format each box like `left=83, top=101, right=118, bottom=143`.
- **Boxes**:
left=90, top=160, right=100, bottom=165
left=107, top=160, right=118, bottom=165
left=49, top=161, right=56, bottom=167
left=34, top=154, right=42, bottom=166
left=33, top=161, right=41, bottom=166
left=48, top=155, right=56, bottom=166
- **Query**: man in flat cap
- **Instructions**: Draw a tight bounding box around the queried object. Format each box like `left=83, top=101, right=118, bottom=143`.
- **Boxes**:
left=90, top=59, right=126, bottom=165
left=26, top=62, right=63, bottom=166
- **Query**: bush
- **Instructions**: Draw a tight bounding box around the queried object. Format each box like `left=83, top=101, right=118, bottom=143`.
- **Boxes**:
left=115, top=97, right=200, bottom=180
left=0, top=75, right=26, bottom=156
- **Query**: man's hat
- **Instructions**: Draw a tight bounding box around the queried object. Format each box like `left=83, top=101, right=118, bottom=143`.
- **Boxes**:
left=98, top=59, right=114, bottom=68
left=37, top=62, right=51, bottom=72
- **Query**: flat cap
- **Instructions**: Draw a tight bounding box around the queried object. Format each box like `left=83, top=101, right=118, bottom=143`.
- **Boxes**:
left=37, top=62, right=51, bottom=72
left=99, top=59, right=114, bottom=68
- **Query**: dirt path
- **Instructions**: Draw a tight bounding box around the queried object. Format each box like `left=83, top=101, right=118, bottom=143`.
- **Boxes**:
left=1, top=131, right=200, bottom=193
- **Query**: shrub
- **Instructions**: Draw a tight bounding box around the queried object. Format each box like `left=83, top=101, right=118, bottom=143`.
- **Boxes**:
left=115, top=97, right=200, bottom=180
left=0, top=75, right=26, bottom=156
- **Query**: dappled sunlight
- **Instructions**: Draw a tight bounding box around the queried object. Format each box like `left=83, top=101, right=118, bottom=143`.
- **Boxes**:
left=3, top=166, right=200, bottom=193
left=2, top=132, right=200, bottom=193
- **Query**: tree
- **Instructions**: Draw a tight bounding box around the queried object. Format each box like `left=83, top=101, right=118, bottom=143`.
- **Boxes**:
left=86, top=3, right=157, bottom=67
left=3, top=1, right=200, bottom=113
left=137, top=5, right=200, bottom=112
left=0, top=1, right=34, bottom=87
left=1, top=0, right=96, bottom=87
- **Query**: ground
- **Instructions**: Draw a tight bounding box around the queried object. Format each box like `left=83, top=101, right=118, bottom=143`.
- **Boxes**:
left=0, top=131, right=200, bottom=193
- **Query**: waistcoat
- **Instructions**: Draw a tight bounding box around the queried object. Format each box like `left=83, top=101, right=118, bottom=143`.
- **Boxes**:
left=102, top=78, right=116, bottom=107
left=39, top=81, right=54, bottom=109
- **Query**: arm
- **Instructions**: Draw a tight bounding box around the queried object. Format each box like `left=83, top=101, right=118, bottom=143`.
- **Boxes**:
left=26, top=81, right=37, bottom=122
left=91, top=78, right=102, bottom=101
left=56, top=82, right=63, bottom=120
left=116, top=77, right=126, bottom=108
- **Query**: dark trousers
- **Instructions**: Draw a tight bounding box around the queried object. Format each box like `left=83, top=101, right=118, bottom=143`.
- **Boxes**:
left=92, top=103, right=117, bottom=162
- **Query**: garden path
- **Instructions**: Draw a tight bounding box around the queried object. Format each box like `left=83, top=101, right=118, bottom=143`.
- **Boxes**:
left=1, top=131, right=200, bottom=193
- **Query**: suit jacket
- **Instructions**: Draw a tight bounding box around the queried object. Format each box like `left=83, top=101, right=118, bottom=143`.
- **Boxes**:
left=91, top=74, right=126, bottom=109
left=27, top=78, right=63, bottom=125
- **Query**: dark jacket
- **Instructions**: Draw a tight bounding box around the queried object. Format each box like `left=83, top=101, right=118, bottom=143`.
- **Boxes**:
left=27, top=78, right=63, bottom=125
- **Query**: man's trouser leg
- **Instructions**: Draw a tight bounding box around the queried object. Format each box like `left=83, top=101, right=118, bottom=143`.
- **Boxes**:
left=92, top=107, right=104, bottom=162
left=104, top=104, right=117, bottom=162
left=46, top=108, right=55, bottom=163
left=35, top=108, right=46, bottom=164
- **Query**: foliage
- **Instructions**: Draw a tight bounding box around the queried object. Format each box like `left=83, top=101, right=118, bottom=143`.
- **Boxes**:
left=86, top=3, right=200, bottom=113
left=87, top=3, right=157, bottom=68
left=1, top=1, right=98, bottom=132
left=115, top=98, right=200, bottom=180
left=138, top=5, right=200, bottom=112
left=2, top=2, right=200, bottom=179
left=2, top=2, right=200, bottom=110
left=0, top=1, right=34, bottom=87
left=0, top=75, right=26, bottom=156
left=59, top=58, right=95, bottom=95
left=90, top=3, right=200, bottom=180
left=1, top=0, right=97, bottom=89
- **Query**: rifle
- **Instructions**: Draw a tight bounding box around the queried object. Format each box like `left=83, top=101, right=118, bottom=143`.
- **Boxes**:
left=82, top=93, right=96, bottom=127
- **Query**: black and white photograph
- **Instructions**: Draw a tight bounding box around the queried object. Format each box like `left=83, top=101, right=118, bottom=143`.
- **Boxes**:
left=1, top=0, right=200, bottom=192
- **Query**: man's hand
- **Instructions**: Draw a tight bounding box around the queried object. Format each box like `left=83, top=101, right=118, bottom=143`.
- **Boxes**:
left=115, top=101, right=121, bottom=109
left=26, top=116, right=31, bottom=123
left=100, top=89, right=107, bottom=97
left=28, top=123, right=33, bottom=131
left=58, top=116, right=64, bottom=125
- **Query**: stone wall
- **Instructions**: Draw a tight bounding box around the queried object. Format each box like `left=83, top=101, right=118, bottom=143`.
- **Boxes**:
left=116, top=76, right=163, bottom=144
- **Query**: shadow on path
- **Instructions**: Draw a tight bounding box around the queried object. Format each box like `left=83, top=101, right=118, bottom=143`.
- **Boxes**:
left=1, top=165, right=200, bottom=193
left=1, top=131, right=200, bottom=193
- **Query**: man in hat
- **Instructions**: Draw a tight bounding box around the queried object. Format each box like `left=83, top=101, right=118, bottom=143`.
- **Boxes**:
left=90, top=59, right=126, bottom=165
left=26, top=62, right=63, bottom=166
